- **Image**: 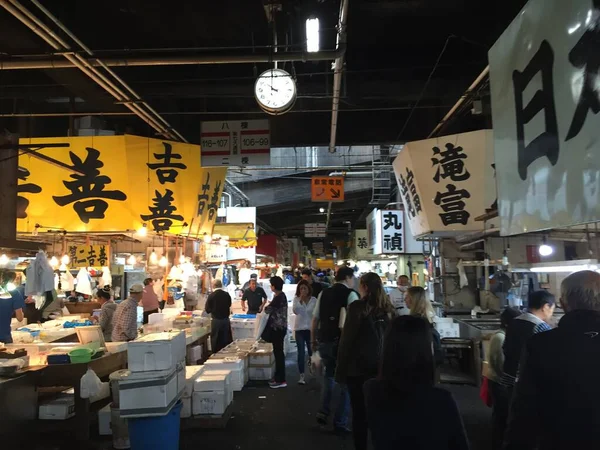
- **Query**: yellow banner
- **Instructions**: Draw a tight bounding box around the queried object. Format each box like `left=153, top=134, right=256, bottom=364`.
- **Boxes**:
left=67, top=244, right=110, bottom=268
left=17, top=136, right=227, bottom=236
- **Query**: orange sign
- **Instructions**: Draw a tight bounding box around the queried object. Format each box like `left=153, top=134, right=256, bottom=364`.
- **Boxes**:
left=311, top=176, right=345, bottom=202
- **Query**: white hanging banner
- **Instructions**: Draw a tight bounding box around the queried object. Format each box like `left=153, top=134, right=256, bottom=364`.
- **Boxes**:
left=489, top=0, right=600, bottom=235
left=354, top=229, right=370, bottom=259
left=367, top=209, right=406, bottom=255
left=393, top=130, right=496, bottom=237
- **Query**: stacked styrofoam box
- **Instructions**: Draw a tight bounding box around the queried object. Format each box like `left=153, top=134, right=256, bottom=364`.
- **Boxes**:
left=116, top=330, right=186, bottom=418
left=248, top=343, right=275, bottom=381
left=192, top=370, right=233, bottom=416
left=203, top=357, right=245, bottom=391
left=181, top=365, right=204, bottom=419
left=230, top=318, right=256, bottom=340
left=186, top=344, right=203, bottom=365
left=433, top=317, right=460, bottom=338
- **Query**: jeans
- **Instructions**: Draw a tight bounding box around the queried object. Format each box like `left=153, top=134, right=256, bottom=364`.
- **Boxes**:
left=490, top=380, right=510, bottom=450
left=272, top=328, right=287, bottom=383
left=295, top=329, right=312, bottom=374
left=318, top=341, right=350, bottom=428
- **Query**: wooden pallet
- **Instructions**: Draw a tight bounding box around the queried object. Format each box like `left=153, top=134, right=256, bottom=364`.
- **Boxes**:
left=181, top=403, right=234, bottom=430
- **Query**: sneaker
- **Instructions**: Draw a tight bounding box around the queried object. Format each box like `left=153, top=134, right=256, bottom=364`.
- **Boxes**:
left=268, top=379, right=277, bottom=386
left=270, top=382, right=287, bottom=389
left=298, top=374, right=306, bottom=385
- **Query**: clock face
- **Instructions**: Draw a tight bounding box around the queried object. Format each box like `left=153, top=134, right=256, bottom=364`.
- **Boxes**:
left=254, top=68, right=297, bottom=114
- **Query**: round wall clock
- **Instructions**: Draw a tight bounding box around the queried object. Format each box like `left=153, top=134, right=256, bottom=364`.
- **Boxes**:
left=254, top=68, right=297, bottom=115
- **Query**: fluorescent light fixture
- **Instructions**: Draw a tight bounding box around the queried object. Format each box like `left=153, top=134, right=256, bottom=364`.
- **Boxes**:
left=530, top=259, right=599, bottom=273
left=306, top=17, right=320, bottom=53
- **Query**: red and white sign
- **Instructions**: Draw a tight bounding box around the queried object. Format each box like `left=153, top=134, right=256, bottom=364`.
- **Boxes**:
left=201, top=119, right=270, bottom=167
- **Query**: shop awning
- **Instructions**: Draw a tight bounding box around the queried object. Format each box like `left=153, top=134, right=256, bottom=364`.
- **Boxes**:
left=213, top=223, right=257, bottom=248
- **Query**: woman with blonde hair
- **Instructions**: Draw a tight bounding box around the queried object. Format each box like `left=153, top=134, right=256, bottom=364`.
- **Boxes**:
left=406, top=286, right=444, bottom=366
left=336, top=272, right=395, bottom=450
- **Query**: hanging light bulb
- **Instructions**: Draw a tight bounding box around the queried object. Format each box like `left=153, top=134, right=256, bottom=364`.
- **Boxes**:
left=137, top=223, right=148, bottom=237
left=203, top=233, right=212, bottom=244
left=127, top=254, right=136, bottom=265
left=219, top=238, right=228, bottom=247
left=49, top=256, right=59, bottom=268
left=159, top=255, right=168, bottom=267
left=61, top=254, right=70, bottom=265
left=539, top=237, right=553, bottom=257
left=179, top=254, right=186, bottom=264
left=0, top=254, right=8, bottom=266
left=150, top=250, right=158, bottom=265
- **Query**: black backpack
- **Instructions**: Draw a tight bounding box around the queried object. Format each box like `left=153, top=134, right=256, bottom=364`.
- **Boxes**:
left=357, top=311, right=390, bottom=376
left=318, top=284, right=355, bottom=343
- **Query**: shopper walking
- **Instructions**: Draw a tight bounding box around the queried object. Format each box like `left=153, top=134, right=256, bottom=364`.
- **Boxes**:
left=292, top=280, right=317, bottom=385
left=205, top=279, right=233, bottom=353
left=263, top=276, right=288, bottom=389
left=311, top=266, right=359, bottom=432
left=487, top=307, right=521, bottom=450
left=504, top=271, right=600, bottom=450
left=365, top=315, right=469, bottom=450
left=336, top=272, right=394, bottom=450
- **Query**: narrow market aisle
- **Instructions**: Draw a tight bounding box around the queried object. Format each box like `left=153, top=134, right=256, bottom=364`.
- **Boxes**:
left=25, top=352, right=492, bottom=450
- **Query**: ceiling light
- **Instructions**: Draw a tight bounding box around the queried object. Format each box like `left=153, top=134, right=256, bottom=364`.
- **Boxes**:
left=158, top=256, right=168, bottom=267
left=127, top=254, right=136, bottom=265
left=179, top=254, right=186, bottom=264
left=203, top=233, right=212, bottom=244
left=49, top=256, right=59, bottom=268
left=149, top=250, right=158, bottom=265
left=61, top=254, right=70, bottom=265
left=306, top=17, right=320, bottom=53
left=319, top=207, right=325, bottom=213
left=0, top=254, right=8, bottom=266
left=530, top=264, right=597, bottom=273
left=137, top=223, right=148, bottom=237
left=538, top=237, right=553, bottom=257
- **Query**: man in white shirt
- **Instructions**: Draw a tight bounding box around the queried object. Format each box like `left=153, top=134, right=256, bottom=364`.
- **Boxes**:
left=388, top=275, right=410, bottom=315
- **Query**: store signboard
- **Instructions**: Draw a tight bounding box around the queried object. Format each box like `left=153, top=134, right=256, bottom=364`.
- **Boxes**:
left=305, top=223, right=327, bottom=238
left=205, top=243, right=227, bottom=263
left=489, top=0, right=600, bottom=235
left=367, top=209, right=405, bottom=255
left=393, top=130, right=496, bottom=237
left=200, top=119, right=270, bottom=167
left=67, top=244, right=110, bottom=268
left=354, top=229, right=370, bottom=259
left=311, top=176, right=345, bottom=202
left=312, top=242, right=324, bottom=256
left=16, top=136, right=227, bottom=237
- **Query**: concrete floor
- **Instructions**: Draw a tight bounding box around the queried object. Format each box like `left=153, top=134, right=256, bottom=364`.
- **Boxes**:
left=26, top=354, right=492, bottom=450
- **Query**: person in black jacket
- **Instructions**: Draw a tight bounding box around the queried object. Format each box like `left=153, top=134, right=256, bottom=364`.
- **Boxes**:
left=205, top=279, right=233, bottom=353
left=336, top=272, right=395, bottom=450
left=365, top=315, right=469, bottom=450
left=504, top=270, right=600, bottom=450
left=405, top=286, right=444, bottom=366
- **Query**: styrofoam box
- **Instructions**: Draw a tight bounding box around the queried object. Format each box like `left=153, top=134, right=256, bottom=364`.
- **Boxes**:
left=39, top=394, right=75, bottom=420
left=249, top=350, right=274, bottom=366
left=192, top=390, right=227, bottom=416
left=194, top=371, right=233, bottom=405
left=203, top=358, right=245, bottom=391
left=249, top=365, right=275, bottom=381
left=183, top=366, right=204, bottom=397
left=117, top=362, right=184, bottom=418
left=181, top=396, right=192, bottom=419
left=186, top=345, right=203, bottom=365
left=127, top=331, right=186, bottom=372
left=230, top=319, right=256, bottom=329
left=437, top=323, right=460, bottom=338
left=98, top=404, right=112, bottom=435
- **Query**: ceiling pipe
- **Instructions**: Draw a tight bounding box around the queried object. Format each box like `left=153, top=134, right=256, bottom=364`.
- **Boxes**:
left=0, top=48, right=346, bottom=70
left=328, top=171, right=372, bottom=177
left=30, top=0, right=186, bottom=142
left=328, top=0, right=349, bottom=154
left=428, top=65, right=489, bottom=138
left=0, top=0, right=180, bottom=141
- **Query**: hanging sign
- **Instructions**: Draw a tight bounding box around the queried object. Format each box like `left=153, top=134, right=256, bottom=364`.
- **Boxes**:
left=354, top=229, right=370, bottom=259
left=201, top=119, right=270, bottom=167
left=311, top=176, right=345, bottom=202
left=367, top=209, right=405, bottom=255
left=67, top=244, right=110, bottom=268
left=393, top=130, right=496, bottom=237
left=16, top=136, right=227, bottom=238
left=489, top=0, right=600, bottom=236
left=305, top=223, right=327, bottom=238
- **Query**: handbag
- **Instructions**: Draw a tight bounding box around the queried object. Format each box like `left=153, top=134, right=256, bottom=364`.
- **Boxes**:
left=479, top=376, right=493, bottom=407
left=261, top=316, right=274, bottom=343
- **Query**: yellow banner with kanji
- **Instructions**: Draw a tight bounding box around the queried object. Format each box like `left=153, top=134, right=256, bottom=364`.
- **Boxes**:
left=67, top=244, right=110, bottom=269
left=16, top=135, right=227, bottom=236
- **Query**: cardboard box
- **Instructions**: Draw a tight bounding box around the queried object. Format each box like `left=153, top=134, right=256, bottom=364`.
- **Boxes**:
left=39, top=394, right=75, bottom=420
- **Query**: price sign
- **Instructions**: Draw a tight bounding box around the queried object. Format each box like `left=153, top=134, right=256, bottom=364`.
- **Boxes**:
left=201, top=120, right=270, bottom=167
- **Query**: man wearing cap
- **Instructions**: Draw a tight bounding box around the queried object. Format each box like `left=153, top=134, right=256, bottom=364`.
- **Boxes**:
left=112, top=284, right=143, bottom=342
left=241, top=276, right=268, bottom=314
